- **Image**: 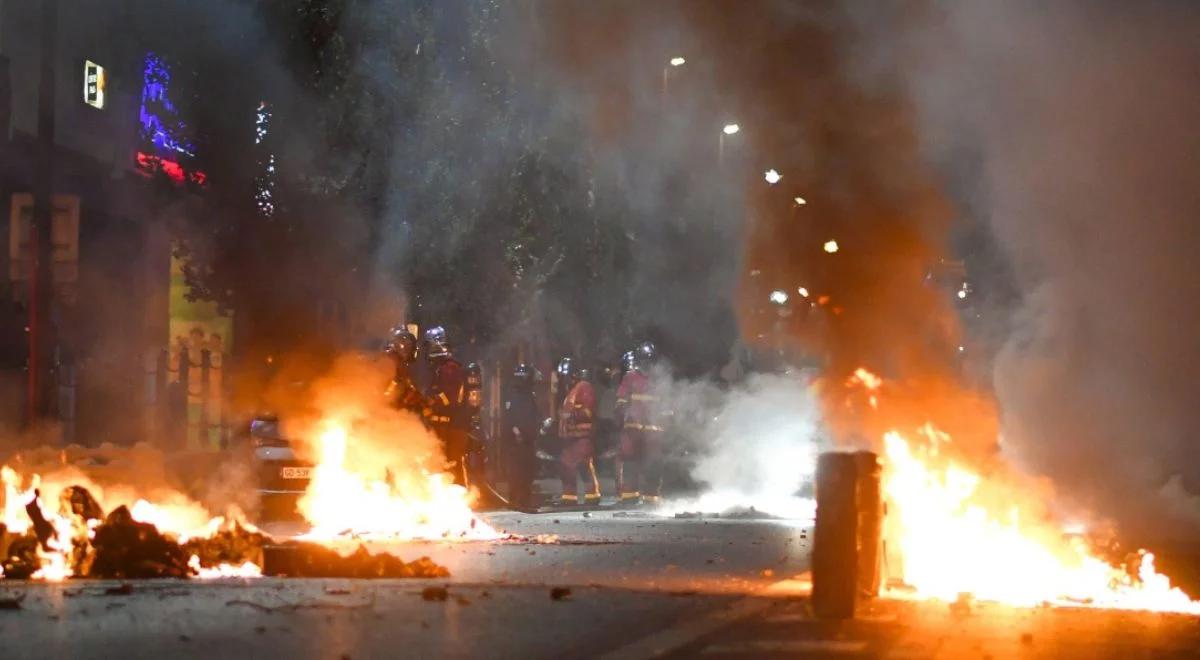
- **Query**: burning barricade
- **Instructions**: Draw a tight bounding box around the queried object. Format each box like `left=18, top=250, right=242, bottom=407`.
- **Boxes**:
left=0, top=415, right=500, bottom=580
left=814, top=368, right=1200, bottom=617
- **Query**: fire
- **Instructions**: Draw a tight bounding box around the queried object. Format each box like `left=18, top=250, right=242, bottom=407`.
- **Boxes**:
left=187, top=554, right=262, bottom=579
left=2, top=463, right=259, bottom=581
left=881, top=427, right=1200, bottom=614
left=298, top=422, right=503, bottom=541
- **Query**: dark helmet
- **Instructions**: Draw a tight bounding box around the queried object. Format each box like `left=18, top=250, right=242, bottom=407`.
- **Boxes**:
left=384, top=324, right=418, bottom=364
left=512, top=363, right=532, bottom=381
left=620, top=350, right=636, bottom=373
left=570, top=358, right=591, bottom=383
left=423, top=326, right=451, bottom=359
left=556, top=356, right=573, bottom=380
left=635, top=341, right=658, bottom=365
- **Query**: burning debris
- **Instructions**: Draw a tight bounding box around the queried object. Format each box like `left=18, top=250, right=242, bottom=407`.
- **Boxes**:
left=837, top=369, right=1200, bottom=615
left=0, top=477, right=453, bottom=581
left=261, top=543, right=448, bottom=578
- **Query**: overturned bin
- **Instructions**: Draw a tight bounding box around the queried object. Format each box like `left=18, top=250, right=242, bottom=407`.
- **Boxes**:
left=811, top=450, right=883, bottom=619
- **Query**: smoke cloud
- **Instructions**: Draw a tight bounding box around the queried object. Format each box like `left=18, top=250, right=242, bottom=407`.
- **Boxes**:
left=653, top=369, right=824, bottom=518
left=904, top=1, right=1200, bottom=537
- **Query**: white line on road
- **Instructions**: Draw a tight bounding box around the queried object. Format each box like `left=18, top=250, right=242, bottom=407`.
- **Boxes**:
left=599, top=572, right=813, bottom=660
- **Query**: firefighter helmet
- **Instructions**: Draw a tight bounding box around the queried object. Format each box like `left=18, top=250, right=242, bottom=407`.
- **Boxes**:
left=384, top=325, right=418, bottom=364
left=635, top=341, right=658, bottom=365
left=620, top=350, right=636, bottom=373
left=423, top=326, right=451, bottom=359
left=556, top=356, right=573, bottom=380
left=512, top=363, right=532, bottom=381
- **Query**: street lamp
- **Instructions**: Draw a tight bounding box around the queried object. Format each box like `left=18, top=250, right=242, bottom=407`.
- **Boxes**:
left=797, top=286, right=810, bottom=298
left=793, top=196, right=806, bottom=206
left=662, top=56, right=687, bottom=107
left=769, top=289, right=789, bottom=305
left=719, top=123, right=739, bottom=165
left=823, top=240, right=839, bottom=254
left=764, top=169, right=782, bottom=185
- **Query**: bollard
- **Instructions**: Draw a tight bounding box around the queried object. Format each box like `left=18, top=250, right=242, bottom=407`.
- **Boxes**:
left=812, top=450, right=883, bottom=618
left=812, top=452, right=859, bottom=618
left=855, top=451, right=884, bottom=598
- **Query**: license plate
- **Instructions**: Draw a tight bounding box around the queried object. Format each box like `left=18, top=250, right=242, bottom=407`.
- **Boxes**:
left=279, top=466, right=312, bottom=480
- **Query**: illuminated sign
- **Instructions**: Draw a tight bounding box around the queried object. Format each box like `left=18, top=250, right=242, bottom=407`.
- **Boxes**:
left=136, top=151, right=207, bottom=187
left=84, top=60, right=105, bottom=109
left=136, top=53, right=206, bottom=187
left=139, top=53, right=195, bottom=157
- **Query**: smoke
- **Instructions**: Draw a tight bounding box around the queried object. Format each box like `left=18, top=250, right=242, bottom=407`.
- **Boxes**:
left=654, top=369, right=824, bottom=518
left=902, top=1, right=1200, bottom=537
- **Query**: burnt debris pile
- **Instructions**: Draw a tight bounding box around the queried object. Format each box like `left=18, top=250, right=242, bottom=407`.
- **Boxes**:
left=1, top=486, right=449, bottom=580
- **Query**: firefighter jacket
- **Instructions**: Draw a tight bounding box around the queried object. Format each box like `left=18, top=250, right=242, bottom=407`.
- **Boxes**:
left=616, top=369, right=663, bottom=432
left=558, top=380, right=596, bottom=440
left=426, top=357, right=467, bottom=429
left=386, top=365, right=425, bottom=413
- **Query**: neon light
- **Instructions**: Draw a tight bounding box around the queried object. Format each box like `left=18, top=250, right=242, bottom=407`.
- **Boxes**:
left=135, top=151, right=207, bottom=187
left=139, top=53, right=195, bottom=158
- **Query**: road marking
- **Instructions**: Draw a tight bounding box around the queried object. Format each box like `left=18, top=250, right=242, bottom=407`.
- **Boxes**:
left=701, top=639, right=869, bottom=655
left=599, top=573, right=812, bottom=660
left=599, top=597, right=776, bottom=660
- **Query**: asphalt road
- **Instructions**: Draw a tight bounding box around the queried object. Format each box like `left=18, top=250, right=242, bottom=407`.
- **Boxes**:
left=3, top=509, right=1199, bottom=659
left=0, top=509, right=811, bottom=660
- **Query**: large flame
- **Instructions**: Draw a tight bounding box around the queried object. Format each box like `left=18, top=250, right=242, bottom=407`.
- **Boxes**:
left=1, top=464, right=262, bottom=581
left=880, top=426, right=1200, bottom=614
left=297, top=421, right=502, bottom=541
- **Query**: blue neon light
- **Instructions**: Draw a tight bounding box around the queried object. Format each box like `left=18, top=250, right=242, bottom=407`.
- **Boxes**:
left=139, top=53, right=195, bottom=158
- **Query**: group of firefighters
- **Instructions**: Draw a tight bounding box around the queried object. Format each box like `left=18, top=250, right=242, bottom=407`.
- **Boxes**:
left=505, top=341, right=668, bottom=509
left=383, top=324, right=479, bottom=488
left=382, top=322, right=668, bottom=509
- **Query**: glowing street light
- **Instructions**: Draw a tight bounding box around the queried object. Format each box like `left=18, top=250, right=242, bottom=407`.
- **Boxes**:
left=719, top=123, right=740, bottom=166
left=797, top=286, right=810, bottom=298
left=764, top=169, right=782, bottom=185
left=793, top=196, right=806, bottom=206
left=823, top=240, right=839, bottom=254
left=769, top=290, right=789, bottom=305
left=669, top=56, right=686, bottom=67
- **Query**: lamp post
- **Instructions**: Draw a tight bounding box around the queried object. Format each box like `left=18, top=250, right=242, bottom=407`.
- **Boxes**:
left=661, top=56, right=685, bottom=109
left=718, top=123, right=739, bottom=166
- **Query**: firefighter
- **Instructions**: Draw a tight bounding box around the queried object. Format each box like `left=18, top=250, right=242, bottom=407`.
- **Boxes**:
left=423, top=326, right=470, bottom=487
left=503, top=363, right=540, bottom=509
left=557, top=360, right=601, bottom=505
left=383, top=324, right=424, bottom=414
left=615, top=341, right=665, bottom=506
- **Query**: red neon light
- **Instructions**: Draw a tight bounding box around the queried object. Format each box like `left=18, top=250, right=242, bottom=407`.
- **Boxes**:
left=135, top=151, right=207, bottom=188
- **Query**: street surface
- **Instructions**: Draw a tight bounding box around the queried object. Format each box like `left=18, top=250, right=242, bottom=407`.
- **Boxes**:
left=2, top=509, right=1199, bottom=659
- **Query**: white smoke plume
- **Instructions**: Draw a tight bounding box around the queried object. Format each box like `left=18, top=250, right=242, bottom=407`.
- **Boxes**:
left=654, top=369, right=824, bottom=519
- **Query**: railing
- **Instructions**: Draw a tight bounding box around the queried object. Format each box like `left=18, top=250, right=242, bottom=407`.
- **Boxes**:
left=143, top=344, right=227, bottom=451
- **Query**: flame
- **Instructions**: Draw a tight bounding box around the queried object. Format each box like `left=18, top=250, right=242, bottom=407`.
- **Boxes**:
left=297, top=421, right=503, bottom=541
left=2, top=463, right=253, bottom=581
left=881, top=427, right=1200, bottom=614
left=188, top=554, right=262, bottom=579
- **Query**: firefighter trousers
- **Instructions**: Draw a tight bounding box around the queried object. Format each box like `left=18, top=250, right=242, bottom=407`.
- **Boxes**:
left=558, top=436, right=600, bottom=502
left=617, top=429, right=664, bottom=500
left=435, top=426, right=471, bottom=487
